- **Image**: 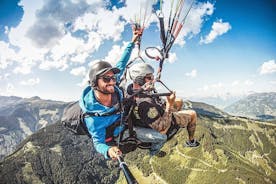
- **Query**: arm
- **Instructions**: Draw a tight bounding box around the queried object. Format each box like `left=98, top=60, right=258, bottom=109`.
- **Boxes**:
left=85, top=116, right=122, bottom=159
left=85, top=117, right=110, bottom=159
left=93, top=137, right=121, bottom=160
left=116, top=42, right=135, bottom=79
left=116, top=27, right=143, bottom=79
left=90, top=127, right=110, bottom=159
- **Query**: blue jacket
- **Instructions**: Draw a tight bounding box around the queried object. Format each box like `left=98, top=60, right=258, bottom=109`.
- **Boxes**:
left=79, top=42, right=134, bottom=158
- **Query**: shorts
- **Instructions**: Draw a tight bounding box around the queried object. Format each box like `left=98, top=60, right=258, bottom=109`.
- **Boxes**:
left=172, top=110, right=193, bottom=128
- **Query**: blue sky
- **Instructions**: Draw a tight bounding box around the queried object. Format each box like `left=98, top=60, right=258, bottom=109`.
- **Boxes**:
left=0, top=0, right=275, bottom=105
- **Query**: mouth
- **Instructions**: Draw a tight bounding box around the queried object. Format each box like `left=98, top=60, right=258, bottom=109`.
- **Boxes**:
left=106, top=85, right=115, bottom=90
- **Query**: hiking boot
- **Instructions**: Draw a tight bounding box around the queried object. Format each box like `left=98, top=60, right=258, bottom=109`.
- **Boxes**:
left=184, top=139, right=200, bottom=148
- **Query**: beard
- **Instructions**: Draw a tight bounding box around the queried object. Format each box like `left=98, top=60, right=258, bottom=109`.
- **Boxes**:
left=97, top=84, right=115, bottom=94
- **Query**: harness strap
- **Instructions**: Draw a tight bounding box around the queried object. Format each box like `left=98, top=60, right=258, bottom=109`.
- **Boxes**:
left=166, top=114, right=180, bottom=140
left=83, top=104, right=121, bottom=117
left=105, top=120, right=121, bottom=143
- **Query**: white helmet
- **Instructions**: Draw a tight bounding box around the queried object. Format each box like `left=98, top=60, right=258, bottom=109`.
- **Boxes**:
left=129, top=63, right=154, bottom=81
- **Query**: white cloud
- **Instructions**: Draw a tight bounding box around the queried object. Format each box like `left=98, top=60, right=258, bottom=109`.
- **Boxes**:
left=211, top=82, right=223, bottom=89
left=20, top=78, right=40, bottom=86
left=84, top=0, right=102, bottom=5
left=73, top=5, right=127, bottom=41
left=103, top=42, right=139, bottom=66
left=185, top=69, right=197, bottom=78
left=2, top=0, right=217, bottom=80
left=259, top=59, right=276, bottom=75
left=167, top=52, right=177, bottom=63
left=269, top=80, right=276, bottom=85
left=71, top=52, right=89, bottom=63
left=119, top=0, right=155, bottom=28
left=77, top=67, right=90, bottom=87
left=231, top=80, right=240, bottom=86
left=94, top=9, right=125, bottom=41
left=104, top=44, right=125, bottom=66
left=78, top=76, right=90, bottom=87
left=25, top=0, right=102, bottom=48
left=9, top=0, right=44, bottom=47
left=173, top=1, right=215, bottom=46
left=13, top=66, right=32, bottom=75
left=200, top=19, right=231, bottom=44
left=39, top=58, right=68, bottom=71
left=244, top=80, right=254, bottom=86
left=12, top=57, right=38, bottom=74
left=3, top=0, right=212, bottom=78
left=39, top=32, right=102, bottom=71
left=5, top=0, right=123, bottom=75
left=26, top=19, right=64, bottom=48
left=195, top=79, right=258, bottom=98
left=197, top=82, right=230, bottom=98
left=70, top=66, right=86, bottom=76
left=4, top=73, right=10, bottom=79
left=6, top=83, right=15, bottom=94
left=0, top=41, right=17, bottom=69
left=7, top=0, right=52, bottom=74
left=4, top=26, right=9, bottom=34
left=88, top=59, right=101, bottom=68
left=49, top=33, right=86, bottom=63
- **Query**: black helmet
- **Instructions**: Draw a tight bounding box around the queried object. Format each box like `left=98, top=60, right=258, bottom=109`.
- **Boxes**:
left=89, top=61, right=120, bottom=87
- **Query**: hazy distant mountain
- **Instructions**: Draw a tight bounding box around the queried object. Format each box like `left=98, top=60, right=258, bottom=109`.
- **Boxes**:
left=187, top=101, right=229, bottom=118
left=224, top=92, right=276, bottom=120
left=189, top=95, right=242, bottom=109
left=0, top=96, right=22, bottom=109
left=0, top=96, right=68, bottom=160
left=1, top=102, right=275, bottom=184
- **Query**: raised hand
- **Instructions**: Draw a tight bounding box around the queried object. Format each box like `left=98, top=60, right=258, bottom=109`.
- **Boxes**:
left=131, top=24, right=143, bottom=43
left=166, top=91, right=176, bottom=110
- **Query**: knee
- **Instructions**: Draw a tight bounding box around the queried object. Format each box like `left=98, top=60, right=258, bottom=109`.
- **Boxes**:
left=189, top=110, right=197, bottom=123
left=159, top=134, right=167, bottom=142
left=192, top=110, right=197, bottom=118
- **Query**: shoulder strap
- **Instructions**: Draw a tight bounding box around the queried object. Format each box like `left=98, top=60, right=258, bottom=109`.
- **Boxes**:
left=126, top=105, right=135, bottom=137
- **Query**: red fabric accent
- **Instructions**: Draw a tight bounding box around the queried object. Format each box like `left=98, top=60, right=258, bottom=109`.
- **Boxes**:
left=105, top=137, right=113, bottom=142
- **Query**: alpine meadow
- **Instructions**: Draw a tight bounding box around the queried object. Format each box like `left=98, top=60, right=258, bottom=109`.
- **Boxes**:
left=0, top=0, right=276, bottom=184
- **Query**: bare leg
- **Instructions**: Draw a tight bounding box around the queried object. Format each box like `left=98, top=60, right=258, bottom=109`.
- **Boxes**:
left=186, top=110, right=197, bottom=141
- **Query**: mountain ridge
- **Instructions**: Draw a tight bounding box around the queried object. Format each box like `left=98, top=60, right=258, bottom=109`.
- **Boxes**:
left=0, top=95, right=69, bottom=160
left=224, top=92, right=276, bottom=121
left=1, top=116, right=275, bottom=184
left=1, top=95, right=275, bottom=183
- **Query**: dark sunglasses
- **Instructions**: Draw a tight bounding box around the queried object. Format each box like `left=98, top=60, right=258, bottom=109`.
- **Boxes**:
left=99, top=75, right=117, bottom=83
left=144, top=75, right=154, bottom=80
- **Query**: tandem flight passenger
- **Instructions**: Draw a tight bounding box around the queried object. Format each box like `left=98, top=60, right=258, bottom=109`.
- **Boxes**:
left=126, top=63, right=200, bottom=156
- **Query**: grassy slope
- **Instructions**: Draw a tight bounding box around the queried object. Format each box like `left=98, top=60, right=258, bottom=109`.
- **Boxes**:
left=117, top=115, right=276, bottom=184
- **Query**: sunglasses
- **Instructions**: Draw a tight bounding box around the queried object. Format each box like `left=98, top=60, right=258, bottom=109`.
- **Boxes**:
left=99, top=75, right=117, bottom=83
left=144, top=75, right=154, bottom=80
